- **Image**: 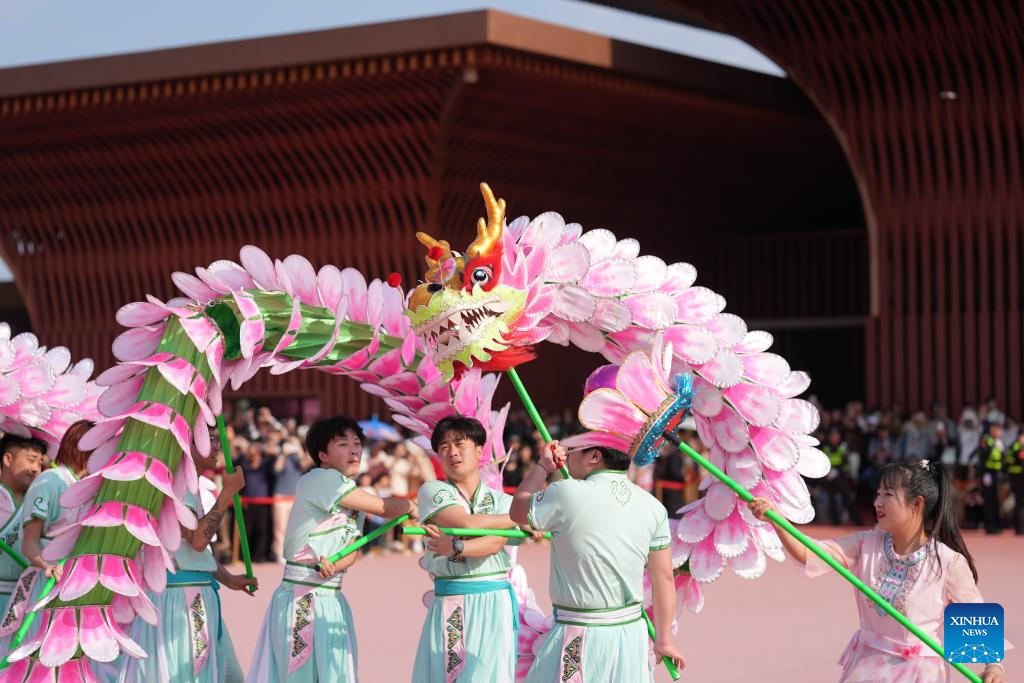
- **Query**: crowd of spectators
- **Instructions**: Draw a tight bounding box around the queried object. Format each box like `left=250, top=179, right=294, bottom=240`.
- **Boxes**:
left=208, top=397, right=1022, bottom=564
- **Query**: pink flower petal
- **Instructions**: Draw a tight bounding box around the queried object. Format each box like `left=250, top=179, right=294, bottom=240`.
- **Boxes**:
left=729, top=540, right=767, bottom=579
left=696, top=349, right=743, bottom=388
left=676, top=503, right=715, bottom=543
left=6, top=609, right=50, bottom=663
left=579, top=258, right=637, bottom=297
left=283, top=254, right=320, bottom=307
left=78, top=606, right=119, bottom=662
left=703, top=483, right=736, bottom=521
left=625, top=292, right=676, bottom=330
left=713, top=509, right=749, bottom=558
left=675, top=286, right=724, bottom=324
left=723, top=382, right=780, bottom=428
left=98, top=556, right=139, bottom=597
left=82, top=502, right=124, bottom=528
left=690, top=377, right=724, bottom=418
left=733, top=330, right=773, bottom=353
left=578, top=388, right=647, bottom=437
left=59, top=555, right=99, bottom=601
left=124, top=506, right=160, bottom=546
left=129, top=588, right=160, bottom=625
left=79, top=419, right=125, bottom=451
left=101, top=451, right=147, bottom=481
left=26, top=660, right=56, bottom=683
left=741, top=353, right=791, bottom=387
left=104, top=610, right=146, bottom=657
left=144, top=458, right=174, bottom=497
left=111, top=326, right=164, bottom=363
left=41, top=525, right=82, bottom=563
left=552, top=286, right=596, bottom=323
left=547, top=242, right=590, bottom=281
left=795, top=446, right=831, bottom=479
left=578, top=228, right=617, bottom=262
left=239, top=245, right=280, bottom=290
left=341, top=268, right=368, bottom=323
left=688, top=536, right=725, bottom=583
left=615, top=351, right=667, bottom=415
left=773, top=398, right=820, bottom=436
left=777, top=371, right=812, bottom=398
left=710, top=405, right=749, bottom=453
left=96, top=375, right=146, bottom=419
left=39, top=607, right=79, bottom=667
left=115, top=301, right=169, bottom=328
left=61, top=476, right=102, bottom=509
left=157, top=497, right=183, bottom=551
left=751, top=427, right=799, bottom=472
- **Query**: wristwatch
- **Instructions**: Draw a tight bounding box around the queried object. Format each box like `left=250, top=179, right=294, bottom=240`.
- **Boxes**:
left=452, top=538, right=465, bottom=555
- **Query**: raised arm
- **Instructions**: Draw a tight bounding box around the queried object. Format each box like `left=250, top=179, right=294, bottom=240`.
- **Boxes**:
left=510, top=441, right=563, bottom=525
left=183, top=470, right=245, bottom=552
left=340, top=488, right=417, bottom=520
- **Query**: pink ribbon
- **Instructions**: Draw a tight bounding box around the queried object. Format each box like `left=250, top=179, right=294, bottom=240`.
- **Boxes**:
left=288, top=586, right=315, bottom=673
left=183, top=586, right=211, bottom=676
left=442, top=595, right=466, bottom=683
left=559, top=625, right=586, bottom=682
left=0, top=568, right=40, bottom=637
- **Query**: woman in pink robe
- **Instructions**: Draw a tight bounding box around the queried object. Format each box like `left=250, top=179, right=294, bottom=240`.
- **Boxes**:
left=751, top=460, right=1009, bottom=682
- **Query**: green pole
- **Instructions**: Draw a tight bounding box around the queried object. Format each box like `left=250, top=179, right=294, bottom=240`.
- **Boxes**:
left=316, top=513, right=412, bottom=571
left=401, top=527, right=550, bottom=539
left=662, top=431, right=981, bottom=683
left=0, top=560, right=64, bottom=669
left=506, top=368, right=571, bottom=480
left=215, top=415, right=256, bottom=593
left=505, top=367, right=679, bottom=680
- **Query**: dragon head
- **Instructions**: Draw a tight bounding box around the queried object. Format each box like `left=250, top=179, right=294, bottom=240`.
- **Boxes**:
left=407, top=183, right=532, bottom=379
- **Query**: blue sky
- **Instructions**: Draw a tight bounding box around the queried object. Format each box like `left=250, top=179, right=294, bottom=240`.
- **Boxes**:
left=0, top=0, right=782, bottom=74
left=0, top=1, right=783, bottom=283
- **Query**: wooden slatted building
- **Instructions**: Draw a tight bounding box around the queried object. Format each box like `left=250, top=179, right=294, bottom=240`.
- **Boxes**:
left=0, top=10, right=866, bottom=416
left=591, top=0, right=1024, bottom=417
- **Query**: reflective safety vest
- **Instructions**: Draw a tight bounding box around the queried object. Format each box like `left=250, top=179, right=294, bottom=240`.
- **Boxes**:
left=981, top=436, right=1003, bottom=472
left=823, top=443, right=847, bottom=472
left=1008, top=441, right=1023, bottom=476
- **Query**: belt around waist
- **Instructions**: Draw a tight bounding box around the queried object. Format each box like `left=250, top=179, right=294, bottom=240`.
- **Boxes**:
left=553, top=602, right=643, bottom=627
left=166, top=570, right=216, bottom=587
left=284, top=561, right=344, bottom=590
left=841, top=629, right=940, bottom=662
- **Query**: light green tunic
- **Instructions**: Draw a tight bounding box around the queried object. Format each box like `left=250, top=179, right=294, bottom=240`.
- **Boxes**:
left=526, top=469, right=671, bottom=682
left=120, top=485, right=243, bottom=683
left=0, top=483, right=24, bottom=600
left=412, top=479, right=520, bottom=682
left=0, top=466, right=78, bottom=653
left=248, top=467, right=364, bottom=683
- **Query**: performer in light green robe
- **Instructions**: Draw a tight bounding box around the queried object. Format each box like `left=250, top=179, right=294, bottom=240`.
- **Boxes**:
left=0, top=435, right=44, bottom=609
left=120, top=471, right=254, bottom=683
left=510, top=442, right=685, bottom=682
left=247, top=416, right=414, bottom=683
left=411, top=416, right=523, bottom=683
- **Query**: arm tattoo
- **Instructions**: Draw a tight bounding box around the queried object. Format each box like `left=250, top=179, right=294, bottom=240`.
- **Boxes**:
left=199, top=509, right=224, bottom=544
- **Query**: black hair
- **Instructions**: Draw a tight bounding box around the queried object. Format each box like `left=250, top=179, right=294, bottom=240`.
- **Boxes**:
left=304, top=416, right=365, bottom=468
left=431, top=415, right=487, bottom=453
left=591, top=446, right=632, bottom=472
left=876, top=461, right=978, bottom=582
left=0, top=434, right=47, bottom=463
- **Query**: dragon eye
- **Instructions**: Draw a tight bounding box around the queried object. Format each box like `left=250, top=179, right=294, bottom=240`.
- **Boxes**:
left=471, top=268, right=491, bottom=284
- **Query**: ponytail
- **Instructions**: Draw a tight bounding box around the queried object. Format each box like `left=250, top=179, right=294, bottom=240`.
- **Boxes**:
left=876, top=460, right=979, bottom=583
left=930, top=461, right=979, bottom=582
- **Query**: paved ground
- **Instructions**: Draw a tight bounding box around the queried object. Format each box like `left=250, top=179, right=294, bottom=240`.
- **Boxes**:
left=221, top=526, right=1022, bottom=681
